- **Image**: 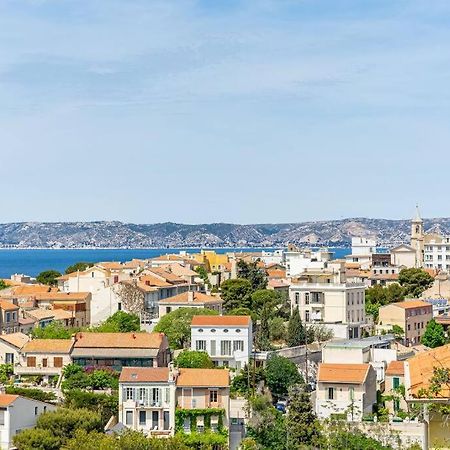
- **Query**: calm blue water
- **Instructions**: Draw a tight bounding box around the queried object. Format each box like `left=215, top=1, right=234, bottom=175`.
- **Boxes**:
left=0, top=247, right=351, bottom=278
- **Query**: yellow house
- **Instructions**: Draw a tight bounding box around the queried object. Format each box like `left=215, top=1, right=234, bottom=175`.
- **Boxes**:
left=191, top=251, right=229, bottom=273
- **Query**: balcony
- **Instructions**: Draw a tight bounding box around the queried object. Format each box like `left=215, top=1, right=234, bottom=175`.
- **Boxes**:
left=15, top=365, right=63, bottom=376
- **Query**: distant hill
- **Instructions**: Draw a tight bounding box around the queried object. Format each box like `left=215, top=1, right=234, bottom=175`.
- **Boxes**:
left=0, top=218, right=449, bottom=249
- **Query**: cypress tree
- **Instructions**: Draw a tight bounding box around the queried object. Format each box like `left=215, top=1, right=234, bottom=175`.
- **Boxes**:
left=287, top=307, right=305, bottom=347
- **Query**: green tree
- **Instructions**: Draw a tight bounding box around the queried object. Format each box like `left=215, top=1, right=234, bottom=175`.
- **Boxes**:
left=154, top=307, right=218, bottom=349
left=36, top=270, right=62, bottom=286
left=65, top=262, right=94, bottom=274
left=250, top=289, right=283, bottom=317
left=237, top=260, right=267, bottom=291
left=13, top=428, right=61, bottom=450
left=309, top=323, right=334, bottom=344
left=231, top=364, right=265, bottom=397
left=226, top=307, right=257, bottom=322
left=398, top=268, right=434, bottom=298
left=286, top=385, right=322, bottom=448
left=421, top=319, right=447, bottom=348
left=93, top=311, right=140, bottom=332
left=0, top=364, right=13, bottom=383
left=246, top=394, right=287, bottom=450
left=391, top=324, right=404, bottom=340
left=64, top=389, right=118, bottom=425
left=265, top=355, right=303, bottom=399
left=325, top=422, right=394, bottom=449
left=255, top=306, right=272, bottom=351
left=269, top=317, right=287, bottom=342
left=175, top=350, right=214, bottom=368
left=195, top=266, right=210, bottom=286
left=287, top=307, right=306, bottom=347
left=0, top=280, right=8, bottom=290
left=365, top=283, right=405, bottom=321
left=31, top=321, right=73, bottom=339
left=220, top=278, right=253, bottom=312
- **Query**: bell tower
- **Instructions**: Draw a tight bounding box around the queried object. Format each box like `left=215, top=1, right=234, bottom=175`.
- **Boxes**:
left=411, top=205, right=424, bottom=268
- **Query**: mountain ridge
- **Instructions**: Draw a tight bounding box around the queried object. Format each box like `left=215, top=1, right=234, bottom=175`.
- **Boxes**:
left=0, top=217, right=448, bottom=249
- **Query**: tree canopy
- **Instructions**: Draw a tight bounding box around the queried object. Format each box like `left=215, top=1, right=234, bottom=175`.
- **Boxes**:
left=92, top=311, right=140, bottom=333
left=154, top=307, right=218, bottom=349
left=36, top=270, right=62, bottom=286
left=287, top=307, right=306, bottom=347
left=237, top=260, right=267, bottom=291
left=398, top=268, right=434, bottom=298
left=220, top=278, right=253, bottom=312
left=0, top=279, right=7, bottom=290
left=265, top=355, right=303, bottom=399
left=65, top=262, right=94, bottom=274
left=175, top=350, right=214, bottom=368
left=365, top=283, right=405, bottom=321
left=421, top=319, right=447, bottom=348
left=31, top=322, right=74, bottom=339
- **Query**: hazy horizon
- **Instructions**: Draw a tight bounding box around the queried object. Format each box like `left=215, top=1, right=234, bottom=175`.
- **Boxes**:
left=1, top=1, right=449, bottom=223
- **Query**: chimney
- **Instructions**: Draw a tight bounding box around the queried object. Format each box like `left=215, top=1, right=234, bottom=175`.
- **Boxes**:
left=188, top=291, right=194, bottom=303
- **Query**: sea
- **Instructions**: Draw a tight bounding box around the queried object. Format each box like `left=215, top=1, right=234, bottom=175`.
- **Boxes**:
left=0, top=247, right=352, bottom=279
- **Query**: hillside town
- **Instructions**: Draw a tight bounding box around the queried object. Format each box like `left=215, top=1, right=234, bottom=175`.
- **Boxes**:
left=0, top=208, right=447, bottom=449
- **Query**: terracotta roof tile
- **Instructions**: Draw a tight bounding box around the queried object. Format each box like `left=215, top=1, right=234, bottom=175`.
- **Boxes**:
left=34, top=292, right=90, bottom=301
left=393, top=300, right=432, bottom=309
left=0, top=299, right=19, bottom=311
left=22, top=339, right=74, bottom=354
left=0, top=394, right=19, bottom=407
left=191, top=315, right=251, bottom=327
left=386, top=360, right=405, bottom=376
left=177, top=368, right=229, bottom=387
left=74, top=332, right=166, bottom=349
left=12, top=285, right=57, bottom=296
left=159, top=292, right=222, bottom=305
left=0, top=332, right=30, bottom=349
left=318, top=363, right=370, bottom=384
left=119, top=367, right=169, bottom=383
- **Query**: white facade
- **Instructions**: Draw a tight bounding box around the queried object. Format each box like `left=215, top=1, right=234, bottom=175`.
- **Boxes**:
left=423, top=237, right=450, bottom=271
left=191, top=321, right=252, bottom=370
left=259, top=250, right=285, bottom=266
left=290, top=269, right=365, bottom=339
left=0, top=395, right=56, bottom=450
left=285, top=249, right=332, bottom=277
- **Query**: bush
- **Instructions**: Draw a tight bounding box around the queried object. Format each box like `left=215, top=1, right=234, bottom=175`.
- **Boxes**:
left=175, top=350, right=214, bottom=369
left=6, top=386, right=57, bottom=403
left=13, top=428, right=61, bottom=450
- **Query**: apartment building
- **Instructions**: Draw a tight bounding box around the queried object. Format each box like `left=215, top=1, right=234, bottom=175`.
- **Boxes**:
left=289, top=265, right=366, bottom=339
left=118, top=366, right=230, bottom=445
left=191, top=316, right=252, bottom=370
left=316, top=363, right=377, bottom=421
left=345, top=237, right=376, bottom=270
left=285, top=249, right=332, bottom=278
left=0, top=394, right=56, bottom=450
left=378, top=300, right=433, bottom=346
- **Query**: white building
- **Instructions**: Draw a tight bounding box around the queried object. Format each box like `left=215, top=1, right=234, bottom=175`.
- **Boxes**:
left=345, top=237, right=376, bottom=270
left=119, top=367, right=176, bottom=437
left=316, top=363, right=377, bottom=421
left=285, top=249, right=333, bottom=278
left=423, top=235, right=450, bottom=271
left=290, top=265, right=366, bottom=339
left=0, top=393, right=56, bottom=449
left=322, top=335, right=397, bottom=383
left=190, top=316, right=252, bottom=370
left=259, top=250, right=285, bottom=266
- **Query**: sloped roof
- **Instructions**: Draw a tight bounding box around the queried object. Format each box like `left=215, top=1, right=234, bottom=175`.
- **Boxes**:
left=318, top=363, right=370, bottom=384
left=119, top=367, right=169, bottom=383
left=0, top=299, right=19, bottom=311
left=177, top=368, right=229, bottom=387
left=22, top=339, right=74, bottom=354
left=392, top=300, right=432, bottom=309
left=159, top=292, right=222, bottom=305
left=386, top=360, right=405, bottom=376
left=0, top=332, right=30, bottom=349
left=73, top=332, right=165, bottom=349
left=191, top=315, right=251, bottom=327
left=0, top=394, right=18, bottom=407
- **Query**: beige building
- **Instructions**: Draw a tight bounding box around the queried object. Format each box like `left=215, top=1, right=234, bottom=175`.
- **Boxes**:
left=15, top=339, right=74, bottom=379
left=0, top=333, right=29, bottom=366
left=316, top=363, right=377, bottom=421
left=289, top=265, right=366, bottom=339
left=378, top=300, right=433, bottom=346
left=0, top=300, right=19, bottom=334
left=384, top=360, right=407, bottom=415
left=390, top=244, right=417, bottom=268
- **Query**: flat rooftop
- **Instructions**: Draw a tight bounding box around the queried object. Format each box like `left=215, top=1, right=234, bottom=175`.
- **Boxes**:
left=325, top=334, right=395, bottom=349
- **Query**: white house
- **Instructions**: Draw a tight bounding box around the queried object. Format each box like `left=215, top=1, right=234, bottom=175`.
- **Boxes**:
left=345, top=237, right=376, bottom=270
left=289, top=265, right=366, bottom=339
left=316, top=363, right=377, bottom=421
left=0, top=393, right=56, bottom=449
left=0, top=333, right=29, bottom=366
left=285, top=249, right=332, bottom=278
left=190, top=316, right=252, bottom=370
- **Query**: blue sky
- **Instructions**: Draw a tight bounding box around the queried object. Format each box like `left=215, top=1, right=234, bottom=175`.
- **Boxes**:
left=1, top=0, right=450, bottom=224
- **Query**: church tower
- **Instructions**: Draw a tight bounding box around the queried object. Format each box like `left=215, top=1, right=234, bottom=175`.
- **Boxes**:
left=410, top=205, right=424, bottom=268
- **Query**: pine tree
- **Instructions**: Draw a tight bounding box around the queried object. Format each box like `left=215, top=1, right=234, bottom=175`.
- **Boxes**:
left=255, top=306, right=272, bottom=351
left=287, top=307, right=305, bottom=347
left=286, top=385, right=322, bottom=449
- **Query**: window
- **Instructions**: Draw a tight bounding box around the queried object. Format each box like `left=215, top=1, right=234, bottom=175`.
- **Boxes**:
left=210, top=389, right=218, bottom=403
left=34, top=407, right=38, bottom=416
left=349, top=387, right=354, bottom=401
left=210, top=340, right=216, bottom=356
left=305, top=293, right=309, bottom=304
left=27, top=357, right=36, bottom=367
left=183, top=417, right=190, bottom=433
left=42, top=358, right=48, bottom=368
left=236, top=329, right=241, bottom=333
left=139, top=410, right=146, bottom=425
left=0, top=412, right=4, bottom=426
left=125, top=388, right=134, bottom=401
left=5, top=313, right=10, bottom=323
left=165, top=388, right=170, bottom=404
left=393, top=377, right=400, bottom=389
left=211, top=329, right=216, bottom=333
left=224, top=329, right=229, bottom=333
left=5, top=353, right=14, bottom=365
left=54, top=357, right=63, bottom=368
left=295, top=292, right=300, bottom=304
left=139, top=388, right=146, bottom=403
left=196, top=340, right=206, bottom=351
left=233, top=340, right=244, bottom=352
left=221, top=340, right=231, bottom=356
left=305, top=311, right=310, bottom=322
left=151, top=388, right=160, bottom=406
left=328, top=387, right=334, bottom=400
left=125, top=411, right=133, bottom=425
